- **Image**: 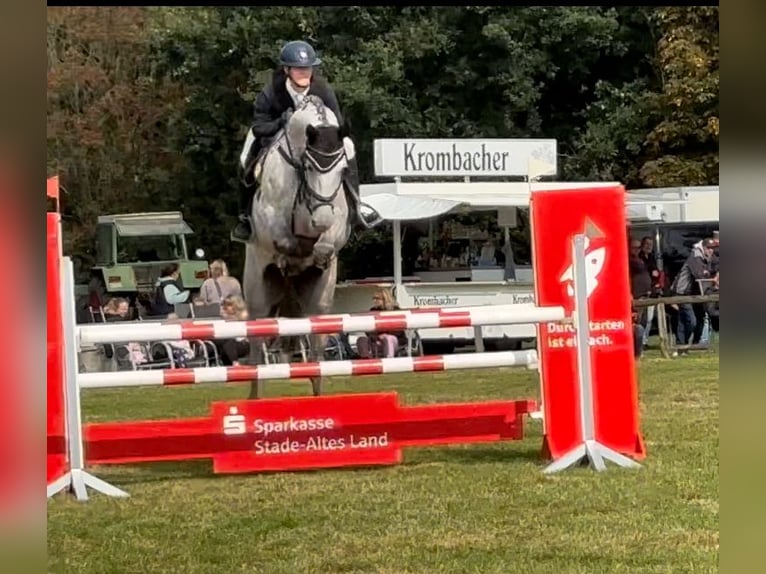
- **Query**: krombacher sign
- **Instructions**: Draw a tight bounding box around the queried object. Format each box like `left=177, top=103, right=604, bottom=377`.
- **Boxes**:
left=373, top=138, right=557, bottom=178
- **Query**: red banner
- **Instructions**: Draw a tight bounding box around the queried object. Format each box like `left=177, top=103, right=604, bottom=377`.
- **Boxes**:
left=47, top=210, right=68, bottom=484
left=530, top=185, right=645, bottom=460
left=79, top=394, right=535, bottom=474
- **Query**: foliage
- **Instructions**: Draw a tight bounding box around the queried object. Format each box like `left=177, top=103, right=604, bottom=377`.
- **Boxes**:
left=640, top=7, right=719, bottom=186
left=47, top=7, right=187, bottom=256
left=46, top=6, right=719, bottom=277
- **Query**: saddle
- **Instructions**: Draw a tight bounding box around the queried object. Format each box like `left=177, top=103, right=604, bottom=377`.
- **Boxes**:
left=242, top=145, right=268, bottom=188
left=241, top=132, right=283, bottom=188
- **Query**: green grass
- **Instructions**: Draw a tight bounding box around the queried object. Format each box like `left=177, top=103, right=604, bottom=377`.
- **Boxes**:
left=48, top=348, right=719, bottom=574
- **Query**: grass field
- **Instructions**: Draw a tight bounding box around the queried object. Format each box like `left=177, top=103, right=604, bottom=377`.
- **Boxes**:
left=47, top=348, right=719, bottom=574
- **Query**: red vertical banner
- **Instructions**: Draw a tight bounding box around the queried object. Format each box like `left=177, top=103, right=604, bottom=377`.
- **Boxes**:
left=47, top=206, right=68, bottom=484
left=530, top=185, right=645, bottom=461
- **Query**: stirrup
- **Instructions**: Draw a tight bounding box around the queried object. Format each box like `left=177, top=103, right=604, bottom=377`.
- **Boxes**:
left=231, top=215, right=255, bottom=243
left=357, top=204, right=384, bottom=229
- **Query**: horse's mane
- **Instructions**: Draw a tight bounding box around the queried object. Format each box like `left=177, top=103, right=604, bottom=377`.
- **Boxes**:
left=284, top=95, right=338, bottom=155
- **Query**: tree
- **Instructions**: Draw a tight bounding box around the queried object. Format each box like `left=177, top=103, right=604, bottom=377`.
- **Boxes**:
left=639, top=7, right=719, bottom=186
left=47, top=7, right=187, bottom=256
left=48, top=6, right=718, bottom=278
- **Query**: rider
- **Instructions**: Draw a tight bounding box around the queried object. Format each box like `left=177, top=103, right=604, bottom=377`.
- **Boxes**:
left=231, top=40, right=383, bottom=243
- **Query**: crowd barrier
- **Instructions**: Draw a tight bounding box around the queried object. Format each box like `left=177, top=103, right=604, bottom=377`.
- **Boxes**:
left=47, top=178, right=645, bottom=502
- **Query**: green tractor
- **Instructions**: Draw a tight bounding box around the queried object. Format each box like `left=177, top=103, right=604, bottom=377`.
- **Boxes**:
left=86, top=211, right=209, bottom=314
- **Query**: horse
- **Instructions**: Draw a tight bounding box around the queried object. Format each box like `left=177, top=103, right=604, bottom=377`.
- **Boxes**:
left=242, top=94, right=354, bottom=399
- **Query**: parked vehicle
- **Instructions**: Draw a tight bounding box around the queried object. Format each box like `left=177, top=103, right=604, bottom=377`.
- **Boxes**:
left=82, top=211, right=209, bottom=316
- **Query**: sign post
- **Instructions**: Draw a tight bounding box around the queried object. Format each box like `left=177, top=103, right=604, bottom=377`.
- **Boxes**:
left=374, top=138, right=557, bottom=178
left=543, top=235, right=642, bottom=473
left=530, top=185, right=645, bottom=468
left=46, top=211, right=67, bottom=488
left=47, top=255, right=130, bottom=501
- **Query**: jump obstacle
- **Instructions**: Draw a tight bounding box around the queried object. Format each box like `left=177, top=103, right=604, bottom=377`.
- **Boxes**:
left=47, top=178, right=645, bottom=502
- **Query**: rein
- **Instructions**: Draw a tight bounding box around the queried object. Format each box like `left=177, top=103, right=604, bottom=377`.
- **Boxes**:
left=276, top=130, right=346, bottom=215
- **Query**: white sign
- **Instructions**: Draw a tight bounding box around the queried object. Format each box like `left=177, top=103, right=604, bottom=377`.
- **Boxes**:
left=373, top=138, right=557, bottom=178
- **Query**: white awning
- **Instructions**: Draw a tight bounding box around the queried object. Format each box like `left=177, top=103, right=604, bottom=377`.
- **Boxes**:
left=361, top=181, right=664, bottom=222
left=362, top=194, right=462, bottom=221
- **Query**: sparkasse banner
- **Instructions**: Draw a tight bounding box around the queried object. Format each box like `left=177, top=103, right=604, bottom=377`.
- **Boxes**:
left=373, top=138, right=557, bottom=178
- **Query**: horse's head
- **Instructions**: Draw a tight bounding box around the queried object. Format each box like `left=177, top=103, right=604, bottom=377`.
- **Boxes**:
left=280, top=96, right=354, bottom=233
left=301, top=121, right=354, bottom=231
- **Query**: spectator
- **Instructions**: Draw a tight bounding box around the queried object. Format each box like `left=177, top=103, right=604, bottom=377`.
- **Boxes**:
left=670, top=238, right=716, bottom=354
left=216, top=295, right=250, bottom=366
left=631, top=305, right=645, bottom=360
left=628, top=239, right=651, bottom=359
left=103, top=297, right=130, bottom=321
left=356, top=289, right=405, bottom=358
left=706, top=272, right=720, bottom=333
left=101, top=297, right=146, bottom=363
left=199, top=259, right=242, bottom=305
left=150, top=263, right=190, bottom=316
left=163, top=313, right=197, bottom=368
left=638, top=236, right=661, bottom=348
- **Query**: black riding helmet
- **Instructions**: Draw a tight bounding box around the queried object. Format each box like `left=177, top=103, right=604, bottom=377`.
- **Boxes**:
left=279, top=40, right=322, bottom=68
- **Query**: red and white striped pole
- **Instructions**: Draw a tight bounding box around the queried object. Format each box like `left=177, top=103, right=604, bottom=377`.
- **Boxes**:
left=78, top=304, right=566, bottom=345
left=78, top=349, right=539, bottom=390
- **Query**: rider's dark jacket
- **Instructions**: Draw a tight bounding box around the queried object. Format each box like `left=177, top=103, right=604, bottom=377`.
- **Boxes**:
left=251, top=68, right=343, bottom=140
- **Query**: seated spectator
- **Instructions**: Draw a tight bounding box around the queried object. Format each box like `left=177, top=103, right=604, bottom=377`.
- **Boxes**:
left=103, top=297, right=130, bottom=321
left=356, top=289, right=405, bottom=358
left=199, top=259, right=242, bottom=305
left=163, top=313, right=197, bottom=368
left=215, top=295, right=250, bottom=366
left=100, top=298, right=148, bottom=365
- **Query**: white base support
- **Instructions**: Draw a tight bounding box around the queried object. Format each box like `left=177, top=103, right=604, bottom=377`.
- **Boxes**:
left=47, top=469, right=129, bottom=502
left=542, top=439, right=642, bottom=474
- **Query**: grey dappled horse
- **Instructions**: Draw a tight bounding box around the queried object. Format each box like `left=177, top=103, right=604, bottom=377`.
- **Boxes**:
left=243, top=95, right=354, bottom=398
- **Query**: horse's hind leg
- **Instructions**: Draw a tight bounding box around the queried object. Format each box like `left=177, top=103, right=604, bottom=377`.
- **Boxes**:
left=295, top=263, right=339, bottom=397
left=244, top=250, right=283, bottom=400
left=307, top=333, right=327, bottom=396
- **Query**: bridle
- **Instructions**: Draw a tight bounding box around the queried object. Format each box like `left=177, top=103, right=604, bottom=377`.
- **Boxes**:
left=276, top=122, right=347, bottom=217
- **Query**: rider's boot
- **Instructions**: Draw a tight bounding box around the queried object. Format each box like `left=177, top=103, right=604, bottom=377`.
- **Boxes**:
left=343, top=156, right=383, bottom=228
left=231, top=141, right=260, bottom=243
left=231, top=179, right=256, bottom=243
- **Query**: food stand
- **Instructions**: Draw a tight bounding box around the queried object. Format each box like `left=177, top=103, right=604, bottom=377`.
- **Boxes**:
left=330, top=138, right=666, bottom=353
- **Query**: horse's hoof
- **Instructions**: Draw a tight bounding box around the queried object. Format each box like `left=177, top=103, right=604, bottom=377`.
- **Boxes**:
left=312, top=244, right=335, bottom=269
left=275, top=254, right=288, bottom=270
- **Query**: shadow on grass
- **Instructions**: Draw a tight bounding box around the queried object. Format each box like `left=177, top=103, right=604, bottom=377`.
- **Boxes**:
left=90, top=444, right=545, bottom=488
left=92, top=460, right=213, bottom=486
left=406, top=444, right=544, bottom=466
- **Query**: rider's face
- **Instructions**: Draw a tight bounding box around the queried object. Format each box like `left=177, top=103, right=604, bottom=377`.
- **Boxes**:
left=286, top=66, right=313, bottom=89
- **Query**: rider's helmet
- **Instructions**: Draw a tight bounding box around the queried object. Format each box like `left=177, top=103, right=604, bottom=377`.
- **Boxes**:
left=279, top=40, right=322, bottom=68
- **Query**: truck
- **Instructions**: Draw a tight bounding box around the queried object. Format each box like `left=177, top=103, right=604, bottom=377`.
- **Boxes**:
left=85, top=211, right=209, bottom=312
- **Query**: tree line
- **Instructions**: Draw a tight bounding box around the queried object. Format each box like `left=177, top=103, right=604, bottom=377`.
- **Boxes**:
left=47, top=6, right=718, bottom=278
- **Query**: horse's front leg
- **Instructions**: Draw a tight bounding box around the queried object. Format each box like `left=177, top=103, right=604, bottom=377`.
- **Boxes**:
left=255, top=205, right=297, bottom=255
left=312, top=222, right=347, bottom=270
left=273, top=218, right=298, bottom=255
